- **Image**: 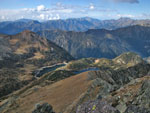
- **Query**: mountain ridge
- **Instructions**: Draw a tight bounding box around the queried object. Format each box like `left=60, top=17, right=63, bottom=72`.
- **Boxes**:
left=1, top=17, right=150, bottom=35
left=0, top=30, right=73, bottom=98
left=37, top=25, right=150, bottom=59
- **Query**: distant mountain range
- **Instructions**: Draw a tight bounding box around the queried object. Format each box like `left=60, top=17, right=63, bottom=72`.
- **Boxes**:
left=1, top=17, right=150, bottom=34
left=37, top=25, right=150, bottom=59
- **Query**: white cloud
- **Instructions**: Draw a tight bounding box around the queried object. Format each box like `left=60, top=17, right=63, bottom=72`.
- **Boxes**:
left=111, top=0, right=139, bottom=3
left=22, top=8, right=35, bottom=12
left=117, top=14, right=135, bottom=18
left=89, top=4, right=95, bottom=10
left=20, top=16, right=24, bottom=19
left=56, top=14, right=60, bottom=20
left=37, top=5, right=45, bottom=11
left=0, top=3, right=74, bottom=21
left=0, top=2, right=148, bottom=21
left=39, top=14, right=45, bottom=20
left=37, top=13, right=60, bottom=20
left=1, top=16, right=5, bottom=19
left=135, top=13, right=150, bottom=19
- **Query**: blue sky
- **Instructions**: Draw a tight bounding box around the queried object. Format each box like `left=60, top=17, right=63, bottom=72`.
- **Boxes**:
left=0, top=0, right=150, bottom=21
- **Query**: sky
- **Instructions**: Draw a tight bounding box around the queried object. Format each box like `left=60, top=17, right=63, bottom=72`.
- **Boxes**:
left=0, top=0, right=150, bottom=21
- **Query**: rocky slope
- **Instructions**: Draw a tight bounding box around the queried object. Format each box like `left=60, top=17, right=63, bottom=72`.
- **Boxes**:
left=38, top=25, right=150, bottom=59
left=32, top=103, right=55, bottom=113
left=0, top=53, right=150, bottom=113
left=0, top=31, right=73, bottom=98
left=76, top=99, right=120, bottom=113
left=1, top=17, right=150, bottom=35
left=76, top=76, right=150, bottom=113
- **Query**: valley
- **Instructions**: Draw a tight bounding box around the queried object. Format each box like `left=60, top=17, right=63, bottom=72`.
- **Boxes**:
left=0, top=51, right=150, bottom=113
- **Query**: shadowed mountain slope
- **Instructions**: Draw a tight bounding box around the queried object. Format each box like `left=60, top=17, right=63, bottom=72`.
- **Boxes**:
left=38, top=25, right=150, bottom=59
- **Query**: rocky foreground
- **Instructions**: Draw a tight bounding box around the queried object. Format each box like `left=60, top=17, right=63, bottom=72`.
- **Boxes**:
left=0, top=52, right=150, bottom=113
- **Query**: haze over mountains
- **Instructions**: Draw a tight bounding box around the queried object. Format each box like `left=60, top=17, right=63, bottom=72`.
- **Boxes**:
left=1, top=17, right=150, bottom=35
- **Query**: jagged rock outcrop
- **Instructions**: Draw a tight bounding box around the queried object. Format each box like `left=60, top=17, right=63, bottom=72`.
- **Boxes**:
left=76, top=75, right=150, bottom=113
left=125, top=105, right=150, bottom=113
left=87, top=63, right=150, bottom=87
left=76, top=99, right=120, bottom=113
left=32, top=103, right=55, bottom=113
left=132, top=80, right=150, bottom=109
